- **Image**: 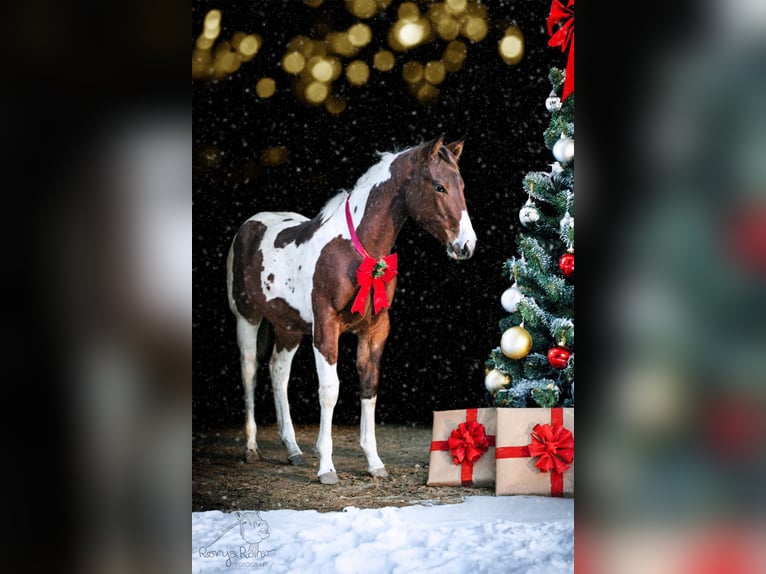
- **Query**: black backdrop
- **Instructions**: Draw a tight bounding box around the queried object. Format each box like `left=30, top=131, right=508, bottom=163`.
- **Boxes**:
left=193, top=0, right=564, bottom=430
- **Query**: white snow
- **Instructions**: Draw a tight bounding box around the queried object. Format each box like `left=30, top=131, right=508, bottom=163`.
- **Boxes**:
left=192, top=496, right=573, bottom=573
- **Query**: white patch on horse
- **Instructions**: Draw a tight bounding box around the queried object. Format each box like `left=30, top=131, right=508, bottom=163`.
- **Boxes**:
left=360, top=397, right=385, bottom=474
left=456, top=210, right=477, bottom=251
left=344, top=150, right=402, bottom=228
left=246, top=212, right=321, bottom=324
left=225, top=242, right=236, bottom=313
left=313, top=347, right=340, bottom=478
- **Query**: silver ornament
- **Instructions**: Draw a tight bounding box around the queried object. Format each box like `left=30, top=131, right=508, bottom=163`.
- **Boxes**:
left=553, top=135, right=574, bottom=164
left=550, top=162, right=563, bottom=174
left=545, top=90, right=561, bottom=112
left=519, top=198, right=539, bottom=226
left=500, top=283, right=523, bottom=313
left=559, top=211, right=574, bottom=233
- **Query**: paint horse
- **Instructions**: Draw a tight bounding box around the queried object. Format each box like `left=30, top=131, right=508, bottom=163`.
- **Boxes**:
left=227, top=136, right=477, bottom=484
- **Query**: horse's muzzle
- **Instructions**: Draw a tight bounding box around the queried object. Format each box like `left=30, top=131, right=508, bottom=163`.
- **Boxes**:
left=447, top=211, right=476, bottom=260
left=447, top=239, right=475, bottom=260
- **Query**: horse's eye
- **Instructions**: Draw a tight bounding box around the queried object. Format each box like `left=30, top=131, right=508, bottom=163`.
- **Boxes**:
left=434, top=182, right=447, bottom=194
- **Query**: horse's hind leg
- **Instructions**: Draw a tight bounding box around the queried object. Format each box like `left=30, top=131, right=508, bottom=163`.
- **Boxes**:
left=237, top=316, right=261, bottom=462
left=270, top=330, right=305, bottom=465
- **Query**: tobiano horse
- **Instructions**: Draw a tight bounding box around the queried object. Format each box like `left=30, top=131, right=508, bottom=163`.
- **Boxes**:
left=226, top=136, right=477, bottom=484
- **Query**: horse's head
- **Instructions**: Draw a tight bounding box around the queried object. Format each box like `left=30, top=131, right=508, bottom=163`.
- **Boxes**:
left=406, top=136, right=476, bottom=260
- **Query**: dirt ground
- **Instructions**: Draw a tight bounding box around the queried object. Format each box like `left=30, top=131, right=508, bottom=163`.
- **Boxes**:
left=193, top=423, right=494, bottom=513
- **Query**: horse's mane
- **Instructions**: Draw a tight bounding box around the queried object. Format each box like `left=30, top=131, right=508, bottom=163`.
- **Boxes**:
left=318, top=146, right=413, bottom=223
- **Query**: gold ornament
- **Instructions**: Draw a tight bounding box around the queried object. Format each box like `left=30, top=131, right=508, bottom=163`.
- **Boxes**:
left=484, top=369, right=511, bottom=393
left=500, top=325, right=532, bottom=359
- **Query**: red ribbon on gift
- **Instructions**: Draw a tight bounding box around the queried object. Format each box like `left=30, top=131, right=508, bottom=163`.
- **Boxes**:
left=346, top=197, right=398, bottom=314
left=495, top=408, right=574, bottom=496
left=547, top=0, right=575, bottom=101
left=430, top=409, right=496, bottom=486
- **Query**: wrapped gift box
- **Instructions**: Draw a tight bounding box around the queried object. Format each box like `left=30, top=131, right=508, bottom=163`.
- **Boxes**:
left=426, top=408, right=496, bottom=487
left=495, top=407, right=574, bottom=497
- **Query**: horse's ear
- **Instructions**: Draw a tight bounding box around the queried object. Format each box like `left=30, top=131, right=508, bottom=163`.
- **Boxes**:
left=424, top=135, right=444, bottom=160
left=447, top=140, right=464, bottom=161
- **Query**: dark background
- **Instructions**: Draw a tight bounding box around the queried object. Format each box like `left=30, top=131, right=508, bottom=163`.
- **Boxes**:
left=193, top=0, right=567, bottom=430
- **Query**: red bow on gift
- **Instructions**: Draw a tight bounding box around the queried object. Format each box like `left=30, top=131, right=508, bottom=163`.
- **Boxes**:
left=547, top=0, right=575, bottom=100
left=448, top=420, right=490, bottom=466
left=351, top=254, right=398, bottom=314
left=528, top=422, right=574, bottom=474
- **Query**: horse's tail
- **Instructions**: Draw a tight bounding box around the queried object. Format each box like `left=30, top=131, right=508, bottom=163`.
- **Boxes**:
left=257, top=319, right=274, bottom=361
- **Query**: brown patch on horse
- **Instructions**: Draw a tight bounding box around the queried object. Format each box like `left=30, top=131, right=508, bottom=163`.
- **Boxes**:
left=311, top=236, right=398, bottom=365
left=355, top=154, right=413, bottom=258
left=274, top=217, right=322, bottom=249
left=232, top=220, right=267, bottom=322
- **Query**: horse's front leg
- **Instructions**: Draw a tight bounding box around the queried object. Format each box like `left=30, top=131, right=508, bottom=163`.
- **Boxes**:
left=312, top=316, right=341, bottom=485
left=356, top=313, right=390, bottom=478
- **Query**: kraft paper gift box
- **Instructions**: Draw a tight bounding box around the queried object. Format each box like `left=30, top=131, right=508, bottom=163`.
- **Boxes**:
left=426, top=408, right=496, bottom=487
left=495, top=407, right=574, bottom=497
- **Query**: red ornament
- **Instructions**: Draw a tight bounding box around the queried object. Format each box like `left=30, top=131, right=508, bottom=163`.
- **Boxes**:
left=548, top=346, right=572, bottom=369
left=559, top=252, right=574, bottom=276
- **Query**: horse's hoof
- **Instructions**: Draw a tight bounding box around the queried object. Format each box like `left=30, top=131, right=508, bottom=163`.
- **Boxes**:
left=245, top=449, right=260, bottom=463
left=288, top=453, right=307, bottom=466
left=319, top=471, right=339, bottom=485
left=370, top=467, right=389, bottom=479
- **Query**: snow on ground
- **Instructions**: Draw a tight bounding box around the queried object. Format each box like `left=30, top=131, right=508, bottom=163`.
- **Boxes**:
left=192, top=495, right=573, bottom=573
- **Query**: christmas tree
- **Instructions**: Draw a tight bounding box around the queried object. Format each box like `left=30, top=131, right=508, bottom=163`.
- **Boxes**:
left=484, top=67, right=574, bottom=409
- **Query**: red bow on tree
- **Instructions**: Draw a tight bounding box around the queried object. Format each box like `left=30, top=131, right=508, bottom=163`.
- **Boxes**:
left=547, top=0, right=575, bottom=100
left=528, top=422, right=574, bottom=473
left=448, top=420, right=490, bottom=466
left=351, top=254, right=398, bottom=314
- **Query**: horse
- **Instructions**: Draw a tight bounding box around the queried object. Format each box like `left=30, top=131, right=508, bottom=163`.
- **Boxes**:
left=226, top=136, right=476, bottom=484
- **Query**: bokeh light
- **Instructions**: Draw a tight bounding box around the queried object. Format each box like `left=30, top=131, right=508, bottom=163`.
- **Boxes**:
left=193, top=2, right=528, bottom=106
left=310, top=58, right=334, bottom=82
left=282, top=51, right=306, bottom=74
left=435, top=15, right=460, bottom=41
left=324, top=95, right=347, bottom=115
left=203, top=9, right=221, bottom=40
left=237, top=34, right=261, bottom=58
left=402, top=61, right=424, bottom=84
left=415, top=81, right=439, bottom=104
left=192, top=9, right=264, bottom=81
left=443, top=40, right=467, bottom=72
left=424, top=60, right=446, bottom=85
left=255, top=77, right=276, bottom=98
left=347, top=0, right=377, bottom=19
left=462, top=16, right=488, bottom=42
left=348, top=23, right=372, bottom=47
left=328, top=32, right=357, bottom=57
left=346, top=60, right=370, bottom=86
left=304, top=80, right=329, bottom=104
left=373, top=50, right=396, bottom=71
left=499, top=25, right=524, bottom=65
left=398, top=2, right=420, bottom=20
left=261, top=146, right=289, bottom=166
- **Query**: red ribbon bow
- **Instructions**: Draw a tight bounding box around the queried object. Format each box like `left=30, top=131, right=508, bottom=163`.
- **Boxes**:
left=346, top=196, right=398, bottom=315
left=547, top=0, right=575, bottom=100
left=351, top=254, right=398, bottom=314
left=528, top=422, right=574, bottom=474
left=447, top=420, right=490, bottom=466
